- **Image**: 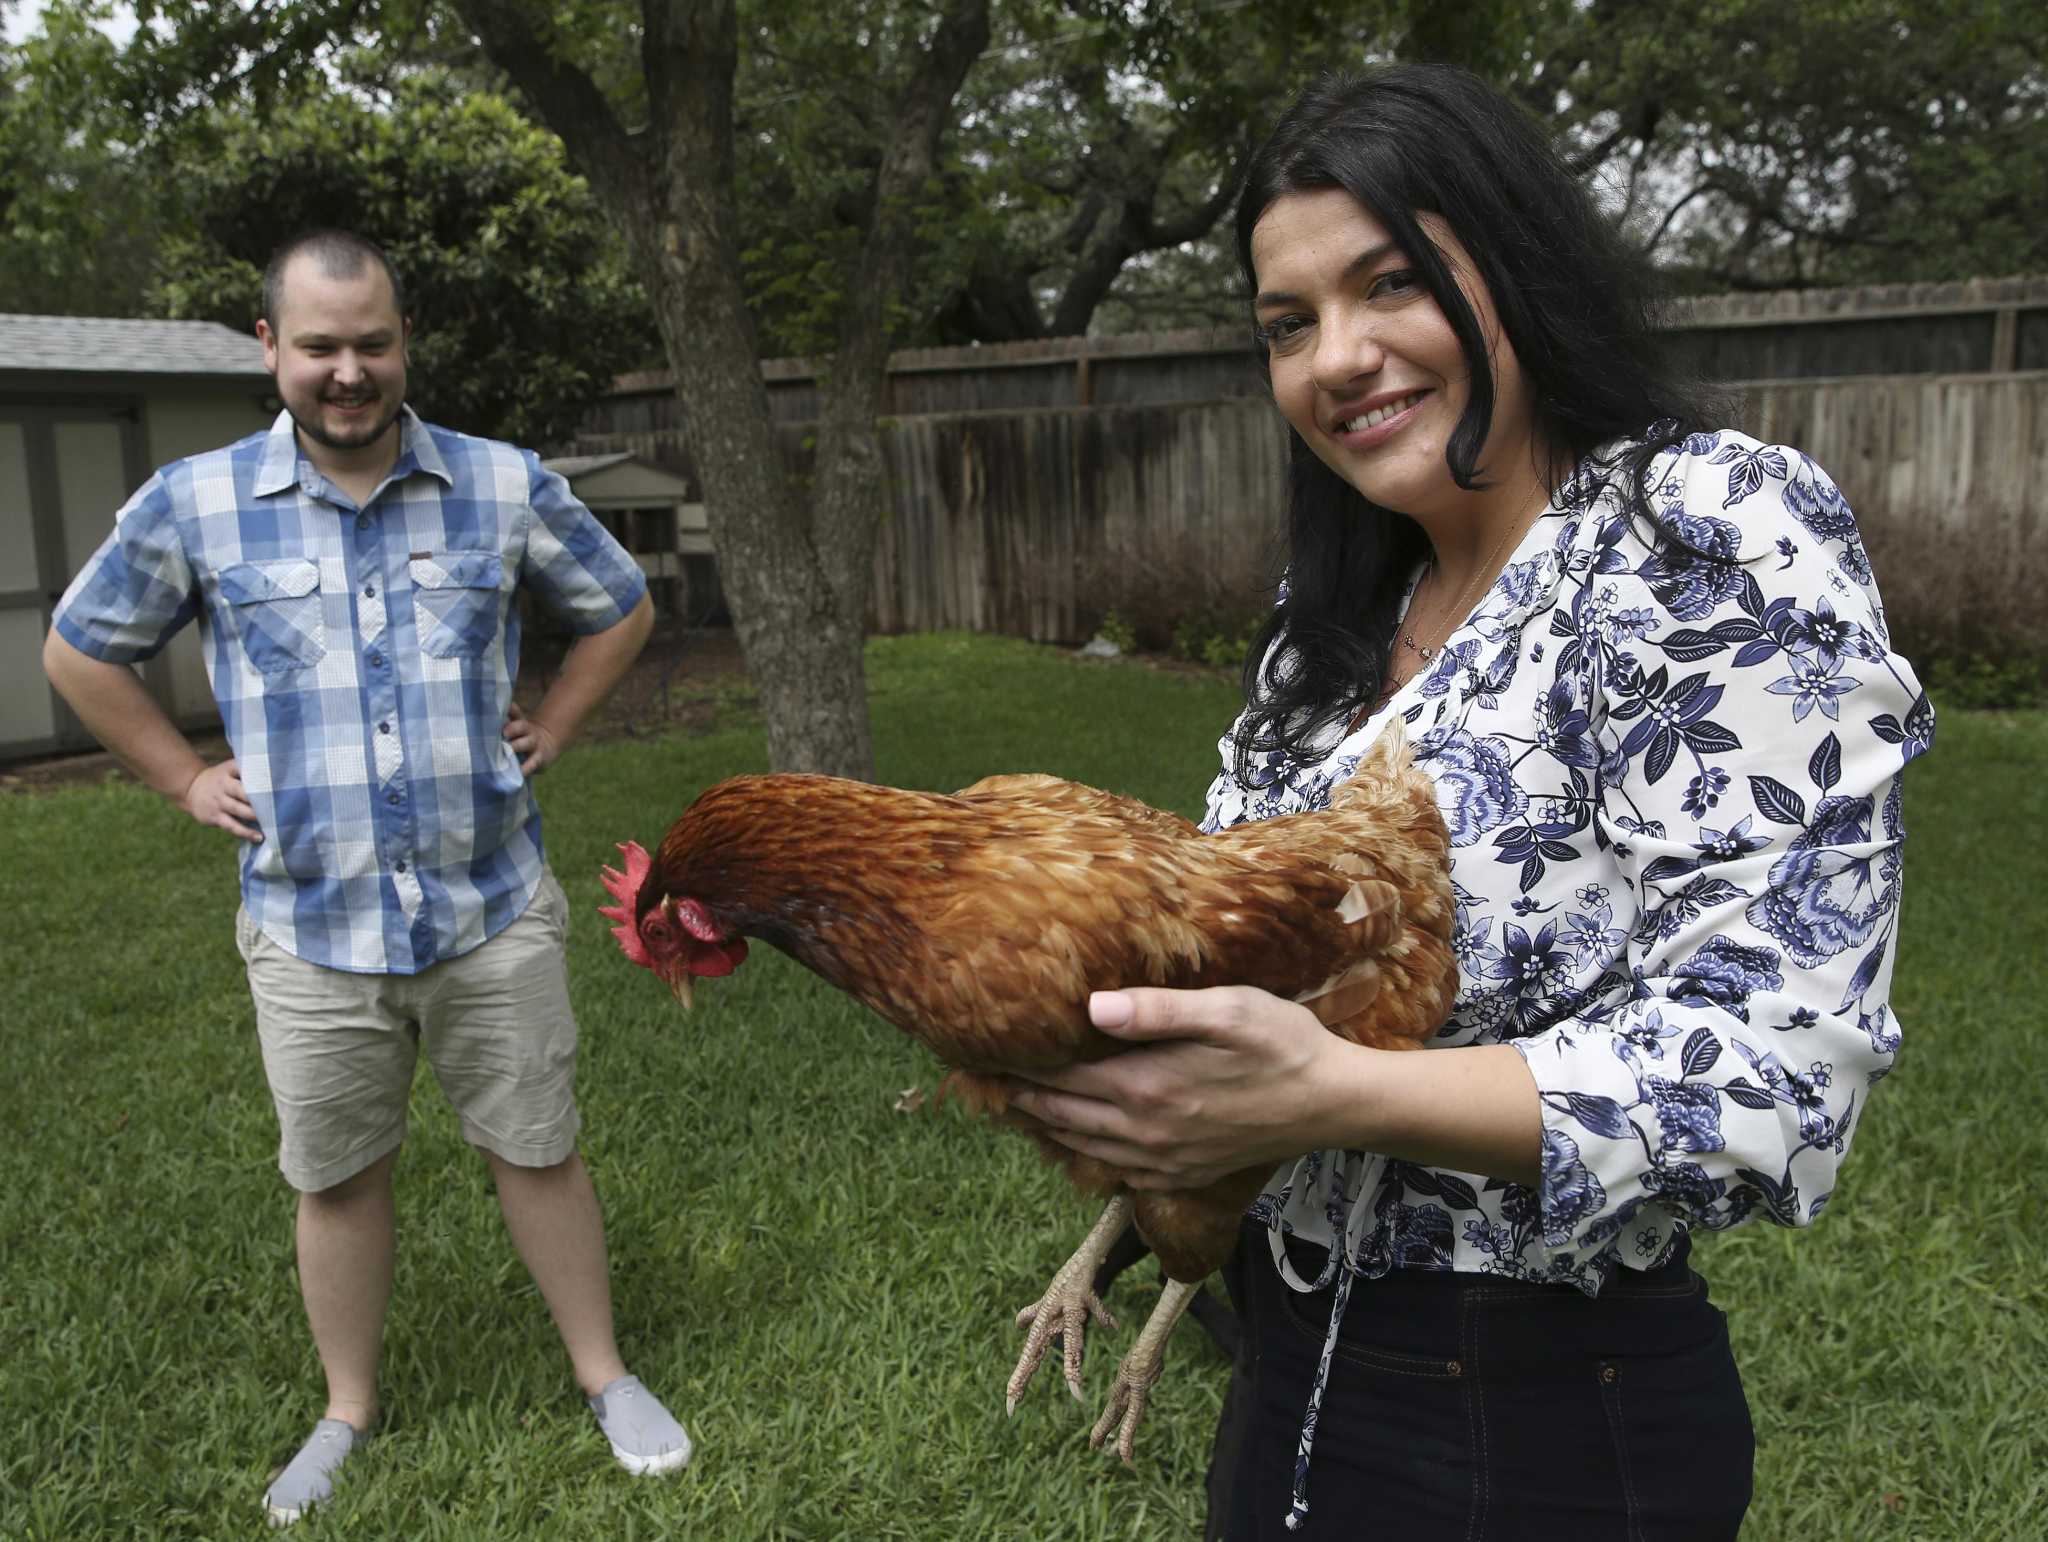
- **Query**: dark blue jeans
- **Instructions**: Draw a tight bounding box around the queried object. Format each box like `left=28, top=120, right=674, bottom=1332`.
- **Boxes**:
left=1205, top=1222, right=1753, bottom=1541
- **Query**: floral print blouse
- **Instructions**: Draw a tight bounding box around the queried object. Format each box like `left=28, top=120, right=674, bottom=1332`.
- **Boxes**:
left=1203, top=430, right=1934, bottom=1296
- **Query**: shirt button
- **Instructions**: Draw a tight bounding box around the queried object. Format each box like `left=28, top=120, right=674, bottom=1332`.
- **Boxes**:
left=368, top=652, right=384, bottom=667
left=387, top=791, right=401, bottom=806
left=364, top=584, right=376, bottom=598
left=355, top=515, right=370, bottom=530
left=395, top=860, right=407, bottom=873
left=378, top=721, right=390, bottom=734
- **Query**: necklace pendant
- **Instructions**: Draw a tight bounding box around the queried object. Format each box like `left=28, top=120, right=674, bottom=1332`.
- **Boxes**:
left=1417, top=643, right=1435, bottom=662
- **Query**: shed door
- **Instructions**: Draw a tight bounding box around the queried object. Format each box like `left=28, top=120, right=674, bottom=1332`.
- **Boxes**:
left=0, top=403, right=146, bottom=758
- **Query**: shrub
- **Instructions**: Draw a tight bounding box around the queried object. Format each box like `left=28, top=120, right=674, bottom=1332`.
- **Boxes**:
left=1094, top=610, right=1138, bottom=653
left=1860, top=512, right=2047, bottom=710
left=1074, top=523, right=1278, bottom=672
left=1921, top=651, right=2048, bottom=711
left=1060, top=495, right=2046, bottom=707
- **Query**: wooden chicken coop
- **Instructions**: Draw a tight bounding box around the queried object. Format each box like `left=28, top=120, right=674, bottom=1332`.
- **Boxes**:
left=540, top=451, right=726, bottom=628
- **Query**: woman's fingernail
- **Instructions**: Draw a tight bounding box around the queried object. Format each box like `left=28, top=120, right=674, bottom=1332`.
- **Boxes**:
left=1089, top=991, right=1133, bottom=1028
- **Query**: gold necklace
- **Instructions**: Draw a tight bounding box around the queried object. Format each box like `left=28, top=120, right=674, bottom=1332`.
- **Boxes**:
left=1360, top=484, right=1555, bottom=725
left=1395, top=509, right=1529, bottom=665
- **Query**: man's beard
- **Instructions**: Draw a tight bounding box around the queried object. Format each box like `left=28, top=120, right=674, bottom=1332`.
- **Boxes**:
left=288, top=392, right=402, bottom=452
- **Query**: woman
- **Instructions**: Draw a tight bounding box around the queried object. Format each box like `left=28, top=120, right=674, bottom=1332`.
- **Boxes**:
left=1004, top=65, right=1933, bottom=1539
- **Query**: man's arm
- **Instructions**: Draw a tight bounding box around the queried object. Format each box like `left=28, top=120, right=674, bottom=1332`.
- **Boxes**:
left=503, top=592, right=656, bottom=774
left=41, top=630, right=261, bottom=840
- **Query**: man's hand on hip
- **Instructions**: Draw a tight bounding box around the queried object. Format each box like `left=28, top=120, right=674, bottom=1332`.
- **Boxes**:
left=504, top=701, right=563, bottom=776
left=180, top=759, right=263, bottom=842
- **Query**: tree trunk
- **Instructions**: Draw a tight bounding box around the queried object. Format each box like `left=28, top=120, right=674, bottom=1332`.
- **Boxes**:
left=633, top=3, right=877, bottom=781
left=460, top=0, right=987, bottom=780
left=640, top=230, right=878, bottom=780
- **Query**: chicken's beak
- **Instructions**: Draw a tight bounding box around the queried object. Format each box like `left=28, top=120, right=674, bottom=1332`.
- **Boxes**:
left=668, top=970, right=695, bottom=1011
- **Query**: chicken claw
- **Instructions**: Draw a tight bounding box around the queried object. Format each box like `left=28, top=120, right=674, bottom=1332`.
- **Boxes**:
left=1090, top=1278, right=1202, bottom=1461
left=1088, top=1364, right=1157, bottom=1462
left=1007, top=1195, right=1131, bottom=1413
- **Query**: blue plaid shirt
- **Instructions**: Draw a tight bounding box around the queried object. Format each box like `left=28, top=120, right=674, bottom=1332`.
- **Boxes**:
left=54, top=407, right=648, bottom=974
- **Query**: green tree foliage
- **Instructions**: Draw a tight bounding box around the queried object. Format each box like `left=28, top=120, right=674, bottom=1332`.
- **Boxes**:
left=1531, top=0, right=2048, bottom=289
left=1039, top=0, right=2048, bottom=323
left=3, top=3, right=646, bottom=445
left=149, top=72, right=651, bottom=447
left=1056, top=0, right=1571, bottom=336
left=18, top=0, right=2039, bottom=344
left=746, top=0, right=1550, bottom=349
left=0, top=2, right=164, bottom=315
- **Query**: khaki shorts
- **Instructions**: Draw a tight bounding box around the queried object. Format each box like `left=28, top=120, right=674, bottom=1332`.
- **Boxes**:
left=237, top=871, right=582, bottom=1192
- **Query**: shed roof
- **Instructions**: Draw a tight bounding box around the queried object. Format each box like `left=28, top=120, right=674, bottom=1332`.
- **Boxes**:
left=0, top=314, right=269, bottom=377
left=541, top=451, right=696, bottom=508
left=542, top=451, right=636, bottom=479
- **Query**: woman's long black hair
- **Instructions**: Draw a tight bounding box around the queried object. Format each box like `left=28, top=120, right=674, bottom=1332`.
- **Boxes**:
left=1231, top=64, right=1716, bottom=780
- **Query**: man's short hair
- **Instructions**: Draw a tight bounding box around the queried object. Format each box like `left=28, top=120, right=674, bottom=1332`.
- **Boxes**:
left=261, top=230, right=407, bottom=331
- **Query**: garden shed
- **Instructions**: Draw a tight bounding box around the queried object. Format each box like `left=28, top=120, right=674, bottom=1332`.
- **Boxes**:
left=1, top=315, right=275, bottom=759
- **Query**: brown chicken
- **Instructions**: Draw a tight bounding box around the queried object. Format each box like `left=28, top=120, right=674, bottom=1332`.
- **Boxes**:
left=599, top=725, right=1459, bottom=1457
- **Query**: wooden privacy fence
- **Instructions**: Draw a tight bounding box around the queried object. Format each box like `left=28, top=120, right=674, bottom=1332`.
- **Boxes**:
left=869, top=399, right=1291, bottom=641
left=574, top=276, right=2048, bottom=644
left=1735, top=372, right=2047, bottom=529
left=590, top=275, right=2048, bottom=429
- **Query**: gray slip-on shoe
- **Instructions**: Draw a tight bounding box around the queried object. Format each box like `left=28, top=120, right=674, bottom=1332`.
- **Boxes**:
left=588, top=1375, right=692, bottom=1475
left=263, top=1417, right=360, bottom=1527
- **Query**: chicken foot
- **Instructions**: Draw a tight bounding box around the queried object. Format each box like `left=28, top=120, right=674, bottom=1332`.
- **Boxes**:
left=1007, top=1194, right=1131, bottom=1413
left=1090, top=1277, right=1200, bottom=1462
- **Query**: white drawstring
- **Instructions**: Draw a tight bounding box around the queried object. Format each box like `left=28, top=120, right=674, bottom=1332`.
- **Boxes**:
left=1264, top=1150, right=1389, bottom=1531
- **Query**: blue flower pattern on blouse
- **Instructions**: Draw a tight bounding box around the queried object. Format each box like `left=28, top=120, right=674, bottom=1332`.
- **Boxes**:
left=1205, top=431, right=1931, bottom=1296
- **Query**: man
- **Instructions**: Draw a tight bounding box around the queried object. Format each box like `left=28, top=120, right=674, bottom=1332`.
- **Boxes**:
left=44, top=230, right=686, bottom=1526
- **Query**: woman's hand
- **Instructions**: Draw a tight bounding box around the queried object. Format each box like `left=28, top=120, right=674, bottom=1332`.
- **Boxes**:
left=1008, top=988, right=1547, bottom=1190
left=1004, top=987, right=1372, bottom=1189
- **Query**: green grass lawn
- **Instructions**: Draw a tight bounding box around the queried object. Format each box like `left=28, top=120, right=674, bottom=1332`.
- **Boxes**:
left=1, top=632, right=2041, bottom=1540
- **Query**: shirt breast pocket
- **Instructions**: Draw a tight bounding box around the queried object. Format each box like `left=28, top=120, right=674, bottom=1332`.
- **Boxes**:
left=409, top=551, right=507, bottom=659
left=218, top=558, right=326, bottom=674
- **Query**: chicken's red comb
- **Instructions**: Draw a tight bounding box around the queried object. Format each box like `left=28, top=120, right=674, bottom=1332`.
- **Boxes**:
left=598, top=841, right=654, bottom=968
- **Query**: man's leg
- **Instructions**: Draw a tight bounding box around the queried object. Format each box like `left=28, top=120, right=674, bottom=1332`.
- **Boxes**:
left=263, top=1149, right=398, bottom=1524
left=433, top=877, right=687, bottom=1473
left=487, top=1148, right=690, bottom=1475
left=241, top=905, right=416, bottom=1525
left=484, top=1148, right=626, bottom=1395
left=296, top=1147, right=398, bottom=1430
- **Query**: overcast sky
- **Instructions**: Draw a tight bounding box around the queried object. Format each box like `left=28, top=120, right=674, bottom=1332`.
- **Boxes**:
left=5, top=2, right=140, bottom=46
